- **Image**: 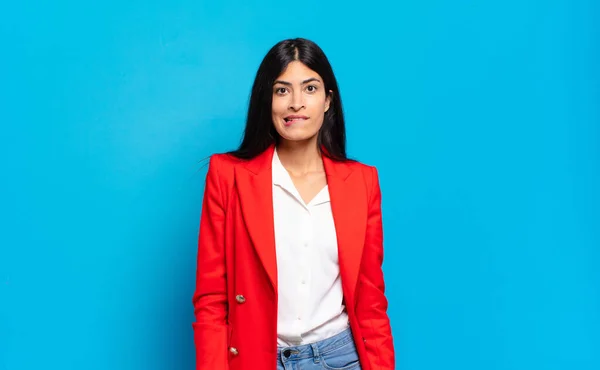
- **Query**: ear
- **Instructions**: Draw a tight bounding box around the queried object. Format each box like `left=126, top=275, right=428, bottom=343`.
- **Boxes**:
left=325, top=90, right=333, bottom=112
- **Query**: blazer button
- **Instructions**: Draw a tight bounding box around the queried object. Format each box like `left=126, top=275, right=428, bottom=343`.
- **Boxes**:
left=229, top=347, right=239, bottom=356
left=235, top=295, right=246, bottom=304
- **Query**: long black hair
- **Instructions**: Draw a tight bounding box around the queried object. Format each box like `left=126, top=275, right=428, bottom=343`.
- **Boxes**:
left=226, top=38, right=349, bottom=161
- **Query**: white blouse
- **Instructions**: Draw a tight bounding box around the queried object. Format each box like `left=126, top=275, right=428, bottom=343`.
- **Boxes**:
left=272, top=148, right=349, bottom=347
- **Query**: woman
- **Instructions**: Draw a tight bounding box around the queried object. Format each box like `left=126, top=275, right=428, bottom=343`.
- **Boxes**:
left=192, top=38, right=394, bottom=370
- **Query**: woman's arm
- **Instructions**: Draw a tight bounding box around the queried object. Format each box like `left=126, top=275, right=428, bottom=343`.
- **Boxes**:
left=356, top=166, right=395, bottom=370
left=192, top=155, right=228, bottom=370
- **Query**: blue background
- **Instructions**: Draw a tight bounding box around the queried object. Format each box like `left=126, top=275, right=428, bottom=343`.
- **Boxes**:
left=1, top=1, right=598, bottom=369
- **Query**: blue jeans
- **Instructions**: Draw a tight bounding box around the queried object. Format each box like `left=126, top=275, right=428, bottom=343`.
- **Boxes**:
left=276, top=327, right=362, bottom=370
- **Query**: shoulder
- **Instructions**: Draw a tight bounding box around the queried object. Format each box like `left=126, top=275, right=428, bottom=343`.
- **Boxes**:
left=346, top=158, right=376, bottom=171
left=202, top=153, right=245, bottom=203
left=345, top=158, right=379, bottom=180
left=205, top=152, right=246, bottom=184
left=338, top=158, right=380, bottom=198
left=208, top=152, right=244, bottom=169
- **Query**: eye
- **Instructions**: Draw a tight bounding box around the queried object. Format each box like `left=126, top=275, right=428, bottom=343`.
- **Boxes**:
left=306, top=85, right=318, bottom=93
left=274, top=87, right=288, bottom=95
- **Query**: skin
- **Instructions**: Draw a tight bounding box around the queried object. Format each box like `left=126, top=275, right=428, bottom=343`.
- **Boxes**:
left=271, top=61, right=332, bottom=205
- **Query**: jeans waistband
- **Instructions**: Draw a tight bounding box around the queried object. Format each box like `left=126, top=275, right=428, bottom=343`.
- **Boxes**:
left=276, top=327, right=354, bottom=360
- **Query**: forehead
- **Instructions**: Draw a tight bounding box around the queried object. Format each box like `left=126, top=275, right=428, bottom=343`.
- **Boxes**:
left=276, top=61, right=322, bottom=82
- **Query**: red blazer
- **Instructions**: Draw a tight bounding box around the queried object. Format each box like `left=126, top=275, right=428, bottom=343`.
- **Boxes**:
left=192, top=144, right=395, bottom=370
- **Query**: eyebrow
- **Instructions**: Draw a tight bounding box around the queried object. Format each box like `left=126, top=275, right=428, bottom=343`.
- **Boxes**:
left=273, top=77, right=322, bottom=86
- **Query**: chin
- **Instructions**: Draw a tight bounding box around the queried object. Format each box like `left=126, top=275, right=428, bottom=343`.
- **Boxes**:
left=279, top=132, right=319, bottom=143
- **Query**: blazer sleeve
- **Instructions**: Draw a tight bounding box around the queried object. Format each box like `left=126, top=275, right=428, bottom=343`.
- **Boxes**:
left=356, top=166, right=395, bottom=370
left=192, top=155, right=229, bottom=370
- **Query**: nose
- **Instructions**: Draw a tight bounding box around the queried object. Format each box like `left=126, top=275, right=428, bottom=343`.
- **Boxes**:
left=289, top=91, right=305, bottom=111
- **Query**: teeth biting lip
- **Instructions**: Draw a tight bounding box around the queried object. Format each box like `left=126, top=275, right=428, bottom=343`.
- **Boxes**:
left=284, top=116, right=309, bottom=123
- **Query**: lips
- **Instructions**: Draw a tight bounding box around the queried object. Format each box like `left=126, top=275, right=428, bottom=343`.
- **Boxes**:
left=284, top=115, right=308, bottom=125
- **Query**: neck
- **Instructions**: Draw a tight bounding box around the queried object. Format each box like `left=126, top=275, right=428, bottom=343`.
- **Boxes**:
left=276, top=137, right=323, bottom=175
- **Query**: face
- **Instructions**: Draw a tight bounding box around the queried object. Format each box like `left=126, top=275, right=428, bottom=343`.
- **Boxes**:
left=271, top=61, right=331, bottom=143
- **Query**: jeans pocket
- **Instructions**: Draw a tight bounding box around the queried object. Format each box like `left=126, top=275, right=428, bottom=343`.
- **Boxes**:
left=321, top=341, right=361, bottom=370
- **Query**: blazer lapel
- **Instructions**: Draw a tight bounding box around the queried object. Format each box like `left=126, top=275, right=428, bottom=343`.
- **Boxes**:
left=323, top=155, right=367, bottom=308
left=234, top=144, right=368, bottom=304
left=235, top=145, right=278, bottom=291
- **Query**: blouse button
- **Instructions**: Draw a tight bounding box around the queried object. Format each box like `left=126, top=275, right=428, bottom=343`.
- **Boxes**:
left=235, top=295, right=246, bottom=304
left=229, top=347, right=239, bottom=356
